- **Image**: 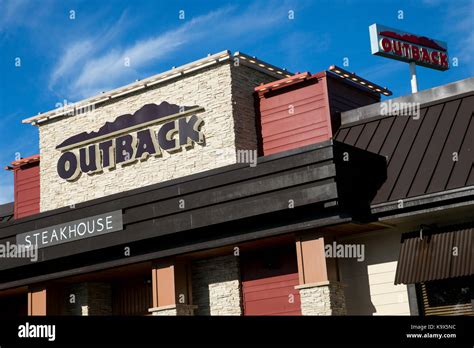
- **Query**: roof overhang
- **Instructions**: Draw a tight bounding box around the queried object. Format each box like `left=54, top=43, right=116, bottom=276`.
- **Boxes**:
left=4, top=154, right=40, bottom=171
left=22, top=50, right=293, bottom=126
left=0, top=140, right=385, bottom=289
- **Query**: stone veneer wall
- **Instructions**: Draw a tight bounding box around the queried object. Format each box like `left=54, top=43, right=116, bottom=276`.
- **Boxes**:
left=299, top=282, right=346, bottom=315
left=63, top=282, right=112, bottom=316
left=150, top=304, right=196, bottom=316
left=191, top=255, right=242, bottom=315
left=230, top=64, right=276, bottom=153
left=38, top=62, right=276, bottom=212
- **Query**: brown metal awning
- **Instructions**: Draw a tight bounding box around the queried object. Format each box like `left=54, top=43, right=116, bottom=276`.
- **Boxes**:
left=394, top=226, right=473, bottom=284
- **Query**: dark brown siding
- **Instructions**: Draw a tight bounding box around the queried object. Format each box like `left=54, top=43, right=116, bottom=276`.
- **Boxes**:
left=112, top=279, right=153, bottom=315
left=394, top=226, right=473, bottom=284
left=326, top=75, right=380, bottom=133
left=336, top=94, right=474, bottom=204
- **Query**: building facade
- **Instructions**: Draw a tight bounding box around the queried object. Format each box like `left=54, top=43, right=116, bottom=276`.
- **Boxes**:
left=0, top=50, right=472, bottom=316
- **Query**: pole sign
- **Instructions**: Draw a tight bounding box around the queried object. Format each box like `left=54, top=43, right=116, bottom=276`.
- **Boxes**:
left=369, top=23, right=449, bottom=71
left=16, top=210, right=123, bottom=249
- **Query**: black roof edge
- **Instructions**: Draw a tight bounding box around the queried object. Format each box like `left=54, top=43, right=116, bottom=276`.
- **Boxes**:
left=0, top=202, right=14, bottom=218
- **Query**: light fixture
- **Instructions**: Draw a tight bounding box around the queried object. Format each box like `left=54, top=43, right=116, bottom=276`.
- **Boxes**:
left=233, top=52, right=294, bottom=79
left=328, top=65, right=392, bottom=96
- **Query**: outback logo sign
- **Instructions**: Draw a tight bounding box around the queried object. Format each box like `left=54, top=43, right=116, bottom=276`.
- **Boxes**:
left=56, top=102, right=205, bottom=181
left=369, top=23, right=449, bottom=71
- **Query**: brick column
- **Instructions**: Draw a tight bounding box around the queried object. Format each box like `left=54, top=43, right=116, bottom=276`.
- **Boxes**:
left=148, top=259, right=196, bottom=316
left=28, top=286, right=47, bottom=316
left=295, top=233, right=346, bottom=315
left=65, top=282, right=112, bottom=315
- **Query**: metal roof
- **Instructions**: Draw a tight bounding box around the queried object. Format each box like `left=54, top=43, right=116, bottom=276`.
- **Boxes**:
left=0, top=203, right=14, bottom=223
left=336, top=81, right=474, bottom=205
left=394, top=225, right=473, bottom=284
left=22, top=51, right=293, bottom=126
left=340, top=77, right=474, bottom=126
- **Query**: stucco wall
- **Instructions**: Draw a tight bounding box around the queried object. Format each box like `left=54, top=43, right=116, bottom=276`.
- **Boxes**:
left=38, top=62, right=276, bottom=212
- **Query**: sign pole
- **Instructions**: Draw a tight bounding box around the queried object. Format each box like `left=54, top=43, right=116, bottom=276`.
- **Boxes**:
left=369, top=24, right=449, bottom=95
left=409, top=62, right=418, bottom=93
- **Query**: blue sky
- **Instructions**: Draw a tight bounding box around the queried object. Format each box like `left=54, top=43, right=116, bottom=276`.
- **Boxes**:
left=0, top=0, right=473, bottom=203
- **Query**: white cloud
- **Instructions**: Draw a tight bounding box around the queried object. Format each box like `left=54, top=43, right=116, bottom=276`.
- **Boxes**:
left=48, top=10, right=130, bottom=95
left=49, top=40, right=93, bottom=89
left=50, top=3, right=289, bottom=99
left=71, top=24, right=192, bottom=95
left=69, top=7, right=234, bottom=98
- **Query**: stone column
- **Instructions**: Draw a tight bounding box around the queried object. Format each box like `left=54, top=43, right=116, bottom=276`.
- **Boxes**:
left=65, top=282, right=112, bottom=315
left=191, top=255, right=242, bottom=315
left=148, top=258, right=196, bottom=316
left=296, top=281, right=346, bottom=315
left=295, top=233, right=347, bottom=315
